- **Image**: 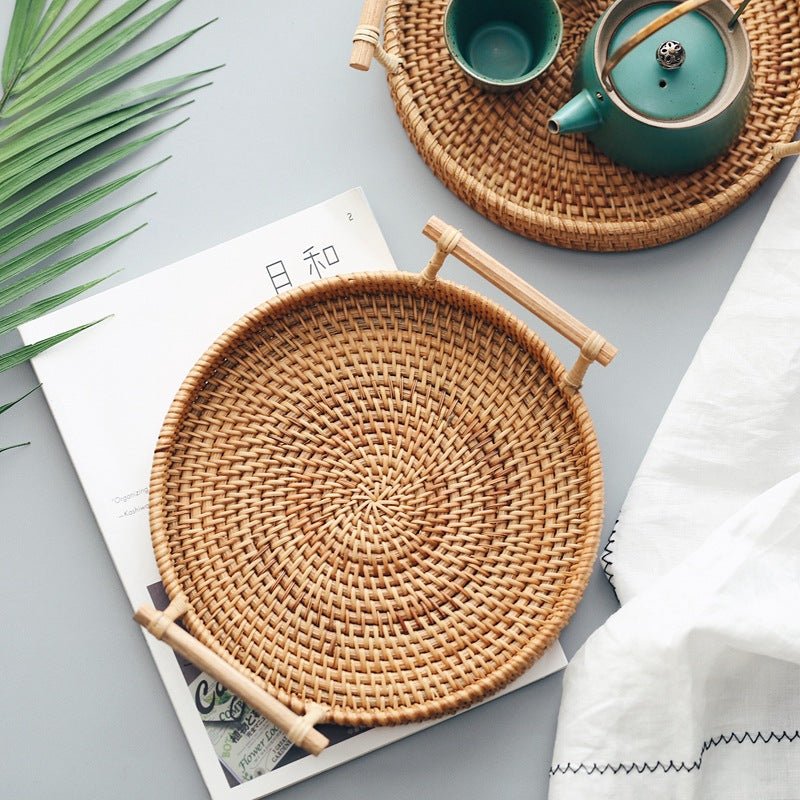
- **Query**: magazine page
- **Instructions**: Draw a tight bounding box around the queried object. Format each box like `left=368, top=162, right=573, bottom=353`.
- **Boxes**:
left=20, top=188, right=566, bottom=800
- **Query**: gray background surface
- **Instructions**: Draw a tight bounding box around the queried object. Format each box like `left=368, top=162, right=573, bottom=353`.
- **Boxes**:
left=0, top=2, right=793, bottom=798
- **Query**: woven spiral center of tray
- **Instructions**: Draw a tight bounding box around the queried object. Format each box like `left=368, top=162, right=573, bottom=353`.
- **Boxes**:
left=157, top=278, right=601, bottom=725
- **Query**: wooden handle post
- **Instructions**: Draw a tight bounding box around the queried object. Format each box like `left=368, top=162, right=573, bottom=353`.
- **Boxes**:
left=602, top=0, right=715, bottom=88
left=422, top=217, right=617, bottom=391
left=135, top=604, right=329, bottom=756
left=350, top=0, right=388, bottom=71
left=773, top=141, right=800, bottom=160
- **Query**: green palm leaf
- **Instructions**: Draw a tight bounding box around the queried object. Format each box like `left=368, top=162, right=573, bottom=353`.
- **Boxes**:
left=0, top=160, right=164, bottom=256
left=0, top=384, right=41, bottom=416
left=0, top=104, right=190, bottom=197
left=3, top=18, right=215, bottom=117
left=27, top=0, right=103, bottom=67
left=0, top=81, right=207, bottom=166
left=19, top=0, right=49, bottom=56
left=0, top=442, right=30, bottom=454
left=0, top=274, right=114, bottom=336
left=0, top=225, right=143, bottom=308
left=1, top=120, right=183, bottom=232
left=0, top=66, right=218, bottom=144
left=15, top=0, right=154, bottom=92
left=12, top=0, right=187, bottom=104
left=2, top=1, right=33, bottom=89
left=0, top=381, right=41, bottom=454
left=0, top=319, right=107, bottom=374
left=0, top=0, right=217, bottom=444
left=26, top=0, right=70, bottom=55
left=0, top=195, right=152, bottom=284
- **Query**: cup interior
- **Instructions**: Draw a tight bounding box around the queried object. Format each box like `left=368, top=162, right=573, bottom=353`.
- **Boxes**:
left=445, top=0, right=562, bottom=87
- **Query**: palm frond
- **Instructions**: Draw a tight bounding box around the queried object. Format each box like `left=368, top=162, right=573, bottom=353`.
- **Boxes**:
left=0, top=66, right=218, bottom=143
left=0, top=273, right=114, bottom=336
left=0, top=81, right=204, bottom=167
left=0, top=126, right=177, bottom=230
left=0, top=318, right=108, bottom=374
left=17, top=0, right=154, bottom=91
left=26, top=0, right=70, bottom=55
left=27, top=0, right=103, bottom=66
left=0, top=441, right=31, bottom=454
left=0, top=383, right=41, bottom=415
left=0, top=160, right=164, bottom=256
left=0, top=224, right=143, bottom=308
left=0, top=0, right=217, bottom=446
left=0, top=196, right=151, bottom=283
left=0, top=382, right=41, bottom=454
left=20, top=1, right=49, bottom=55
left=0, top=106, right=190, bottom=200
left=2, top=2, right=33, bottom=90
left=2, top=17, right=216, bottom=118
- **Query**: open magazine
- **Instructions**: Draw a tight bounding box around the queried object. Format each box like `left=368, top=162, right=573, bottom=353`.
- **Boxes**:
left=20, top=189, right=566, bottom=799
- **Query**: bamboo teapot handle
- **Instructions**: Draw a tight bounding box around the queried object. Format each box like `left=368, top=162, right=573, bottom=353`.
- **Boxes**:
left=421, top=217, right=617, bottom=392
left=601, top=0, right=717, bottom=89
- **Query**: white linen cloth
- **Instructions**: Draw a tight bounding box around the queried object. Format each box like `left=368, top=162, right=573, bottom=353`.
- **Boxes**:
left=548, top=160, right=800, bottom=799
left=605, top=161, right=800, bottom=603
left=549, top=474, right=800, bottom=799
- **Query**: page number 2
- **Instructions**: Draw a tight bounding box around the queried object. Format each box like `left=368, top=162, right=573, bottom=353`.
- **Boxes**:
left=347, top=212, right=354, bottom=221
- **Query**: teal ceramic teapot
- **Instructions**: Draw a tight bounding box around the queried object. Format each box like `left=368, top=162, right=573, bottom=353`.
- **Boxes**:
left=548, top=0, right=752, bottom=175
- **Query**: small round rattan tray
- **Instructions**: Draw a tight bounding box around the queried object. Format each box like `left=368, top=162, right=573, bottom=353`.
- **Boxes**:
left=351, top=0, right=800, bottom=251
left=135, top=218, right=616, bottom=755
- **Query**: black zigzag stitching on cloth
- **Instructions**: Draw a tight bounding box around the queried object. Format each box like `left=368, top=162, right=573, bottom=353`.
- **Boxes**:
left=550, top=730, right=800, bottom=776
left=600, top=516, right=620, bottom=599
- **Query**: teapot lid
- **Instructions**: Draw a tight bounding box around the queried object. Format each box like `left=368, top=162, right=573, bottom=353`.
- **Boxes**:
left=607, top=2, right=727, bottom=120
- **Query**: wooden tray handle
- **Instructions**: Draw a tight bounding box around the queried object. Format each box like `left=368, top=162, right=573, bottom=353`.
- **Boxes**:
left=134, top=601, right=329, bottom=756
left=421, top=217, right=617, bottom=392
left=350, top=0, right=402, bottom=73
left=601, top=0, right=716, bottom=89
left=773, top=141, right=800, bottom=160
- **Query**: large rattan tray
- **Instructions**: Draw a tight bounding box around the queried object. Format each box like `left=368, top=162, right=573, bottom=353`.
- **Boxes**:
left=350, top=0, right=800, bottom=251
left=135, top=217, right=616, bottom=755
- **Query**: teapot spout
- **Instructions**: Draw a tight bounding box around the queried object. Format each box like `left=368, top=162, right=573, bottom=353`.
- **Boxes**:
left=548, top=89, right=604, bottom=135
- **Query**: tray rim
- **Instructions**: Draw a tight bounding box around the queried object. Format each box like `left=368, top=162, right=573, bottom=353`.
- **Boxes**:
left=149, top=269, right=605, bottom=725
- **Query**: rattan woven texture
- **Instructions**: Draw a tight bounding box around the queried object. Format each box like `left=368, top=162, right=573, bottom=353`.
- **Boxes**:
left=150, top=272, right=604, bottom=726
left=382, top=0, right=800, bottom=251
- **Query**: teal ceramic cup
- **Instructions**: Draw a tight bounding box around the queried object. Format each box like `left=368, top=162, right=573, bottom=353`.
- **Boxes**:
left=444, top=0, right=563, bottom=92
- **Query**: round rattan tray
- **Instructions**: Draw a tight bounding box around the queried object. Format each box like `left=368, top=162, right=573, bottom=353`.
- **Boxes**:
left=136, top=218, right=616, bottom=754
left=352, top=0, right=800, bottom=251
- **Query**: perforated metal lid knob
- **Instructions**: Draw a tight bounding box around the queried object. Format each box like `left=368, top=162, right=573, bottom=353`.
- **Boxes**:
left=656, top=40, right=686, bottom=70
